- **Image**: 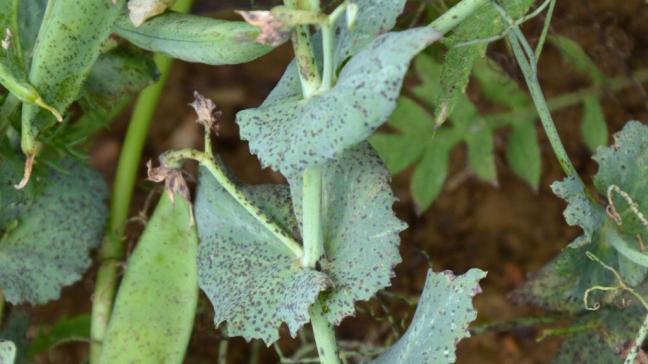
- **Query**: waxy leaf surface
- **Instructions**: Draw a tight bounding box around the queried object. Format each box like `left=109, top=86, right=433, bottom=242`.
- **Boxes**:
left=372, top=269, right=485, bottom=364
left=0, top=157, right=107, bottom=304
left=289, top=144, right=406, bottom=324
left=196, top=169, right=329, bottom=344
left=237, top=27, right=441, bottom=176
left=0, top=341, right=16, bottom=364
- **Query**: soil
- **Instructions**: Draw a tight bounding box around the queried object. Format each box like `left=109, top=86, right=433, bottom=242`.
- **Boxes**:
left=17, top=0, right=648, bottom=363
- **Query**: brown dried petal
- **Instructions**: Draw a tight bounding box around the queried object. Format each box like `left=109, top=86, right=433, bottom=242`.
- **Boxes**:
left=237, top=10, right=290, bottom=46
left=189, top=91, right=221, bottom=135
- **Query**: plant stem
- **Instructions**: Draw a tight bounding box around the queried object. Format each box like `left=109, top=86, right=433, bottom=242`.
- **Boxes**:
left=0, top=289, right=5, bottom=325
left=625, top=313, right=648, bottom=364
left=504, top=22, right=580, bottom=180
left=301, top=167, right=323, bottom=268
left=159, top=148, right=304, bottom=258
left=89, top=1, right=193, bottom=362
left=429, top=0, right=489, bottom=34
left=218, top=339, right=229, bottom=364
left=309, top=301, right=340, bottom=364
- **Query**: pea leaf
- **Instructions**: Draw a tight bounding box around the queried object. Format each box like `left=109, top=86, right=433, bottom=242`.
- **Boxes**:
left=28, top=314, right=90, bottom=357
left=580, top=96, right=608, bottom=152
left=506, top=121, right=541, bottom=189
left=435, top=0, right=534, bottom=125
left=0, top=341, right=16, bottom=364
left=17, top=0, right=47, bottom=62
left=553, top=306, right=644, bottom=364
left=593, top=121, right=647, bottom=241
left=371, top=269, right=486, bottom=364
left=333, top=0, right=406, bottom=70
left=513, top=121, right=648, bottom=312
left=264, top=0, right=408, bottom=104
left=195, top=169, right=329, bottom=345
left=0, top=157, right=108, bottom=304
left=369, top=97, right=433, bottom=174
left=237, top=27, right=441, bottom=176
left=99, top=192, right=197, bottom=363
left=115, top=12, right=274, bottom=65
left=549, top=35, right=605, bottom=86
left=410, top=136, right=453, bottom=212
left=288, top=144, right=406, bottom=324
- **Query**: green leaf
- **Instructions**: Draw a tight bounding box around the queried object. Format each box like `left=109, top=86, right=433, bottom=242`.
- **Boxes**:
left=127, top=0, right=175, bottom=27
left=553, top=306, right=644, bottom=364
left=114, top=12, right=274, bottom=65
left=465, top=123, right=497, bottom=183
left=551, top=176, right=605, bottom=247
left=549, top=35, right=605, bottom=86
left=99, top=192, right=197, bottom=364
left=238, top=27, right=441, bottom=176
left=54, top=46, right=157, bottom=145
left=581, top=96, right=608, bottom=152
left=593, top=121, right=647, bottom=241
left=195, top=170, right=329, bottom=345
left=0, top=341, right=16, bottom=364
left=411, top=53, right=443, bottom=106
left=410, top=137, right=453, bottom=212
left=28, top=314, right=90, bottom=357
left=369, top=97, right=433, bottom=174
left=333, top=0, right=406, bottom=70
left=506, top=120, right=541, bottom=189
left=553, top=332, right=620, bottom=364
left=472, top=58, right=530, bottom=110
left=435, top=0, right=534, bottom=125
left=371, top=268, right=486, bottom=364
left=17, top=0, right=46, bottom=62
left=289, top=144, right=406, bottom=324
left=21, top=0, right=126, bottom=144
left=0, top=157, right=108, bottom=304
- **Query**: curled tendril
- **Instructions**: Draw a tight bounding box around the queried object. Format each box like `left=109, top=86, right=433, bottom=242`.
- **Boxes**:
left=606, top=185, right=648, bottom=230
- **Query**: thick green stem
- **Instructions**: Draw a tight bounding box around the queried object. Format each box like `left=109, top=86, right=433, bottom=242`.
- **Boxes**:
left=89, top=1, right=193, bottom=363
left=159, top=149, right=304, bottom=258
left=309, top=301, right=340, bottom=364
left=301, top=167, right=323, bottom=268
left=429, top=0, right=489, bottom=33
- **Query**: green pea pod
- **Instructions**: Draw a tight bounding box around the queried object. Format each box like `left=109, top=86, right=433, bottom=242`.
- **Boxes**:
left=99, top=192, right=198, bottom=364
left=0, top=0, right=61, bottom=124
left=20, top=0, right=125, bottom=158
left=114, top=12, right=275, bottom=65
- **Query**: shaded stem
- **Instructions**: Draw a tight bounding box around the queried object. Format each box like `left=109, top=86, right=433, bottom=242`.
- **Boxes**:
left=309, top=301, right=340, bottom=364
left=218, top=339, right=229, bottom=364
left=89, top=1, right=194, bottom=363
left=504, top=21, right=580, bottom=180
left=0, top=289, right=4, bottom=326
left=534, top=0, right=557, bottom=60
left=159, top=148, right=304, bottom=258
left=429, top=0, right=489, bottom=33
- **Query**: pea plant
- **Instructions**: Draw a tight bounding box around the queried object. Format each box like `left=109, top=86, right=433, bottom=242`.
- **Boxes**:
left=0, top=0, right=646, bottom=363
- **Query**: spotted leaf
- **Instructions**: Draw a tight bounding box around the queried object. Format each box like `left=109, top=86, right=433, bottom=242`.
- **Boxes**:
left=0, top=341, right=16, bottom=364
left=289, top=144, right=406, bottom=324
left=195, top=169, right=329, bottom=345
left=0, top=157, right=108, bottom=304
left=371, top=269, right=486, bottom=364
left=237, top=27, right=441, bottom=176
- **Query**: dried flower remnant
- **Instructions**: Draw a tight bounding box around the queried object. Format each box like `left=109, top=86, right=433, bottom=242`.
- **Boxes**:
left=2, top=28, right=11, bottom=50
left=147, top=160, right=191, bottom=207
left=128, top=0, right=175, bottom=27
left=189, top=91, right=222, bottom=135
left=237, top=10, right=291, bottom=46
left=14, top=153, right=35, bottom=190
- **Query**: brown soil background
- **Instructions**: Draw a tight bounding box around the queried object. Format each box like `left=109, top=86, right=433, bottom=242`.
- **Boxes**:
left=17, top=0, right=648, bottom=363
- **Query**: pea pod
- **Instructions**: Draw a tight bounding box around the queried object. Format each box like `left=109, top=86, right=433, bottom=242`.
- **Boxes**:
left=99, top=192, right=198, bottom=364
left=114, top=12, right=275, bottom=65
left=20, top=0, right=125, bottom=164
